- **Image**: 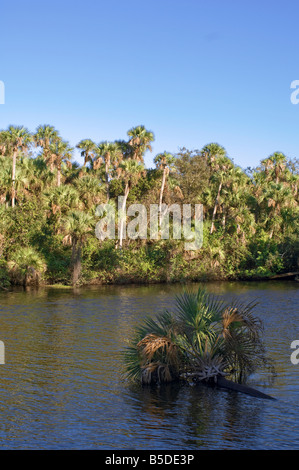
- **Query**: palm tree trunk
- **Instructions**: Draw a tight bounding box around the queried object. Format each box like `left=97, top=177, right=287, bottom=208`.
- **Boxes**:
left=119, top=183, right=130, bottom=248
left=210, top=182, right=222, bottom=234
left=11, top=150, right=17, bottom=208
left=24, top=271, right=29, bottom=287
left=216, top=376, right=275, bottom=400
left=105, top=162, right=109, bottom=201
left=50, top=153, right=55, bottom=173
left=71, top=239, right=82, bottom=286
left=159, top=168, right=166, bottom=225
left=57, top=165, right=61, bottom=186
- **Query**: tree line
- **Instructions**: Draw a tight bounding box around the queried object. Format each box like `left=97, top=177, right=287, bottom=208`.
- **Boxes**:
left=0, top=124, right=298, bottom=287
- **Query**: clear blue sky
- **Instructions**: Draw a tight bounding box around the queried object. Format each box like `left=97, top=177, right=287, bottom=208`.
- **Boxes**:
left=1, top=0, right=299, bottom=169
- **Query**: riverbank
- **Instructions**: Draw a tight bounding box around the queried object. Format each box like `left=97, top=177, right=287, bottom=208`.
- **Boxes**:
left=2, top=264, right=298, bottom=290
left=1, top=141, right=298, bottom=291
left=2, top=230, right=298, bottom=289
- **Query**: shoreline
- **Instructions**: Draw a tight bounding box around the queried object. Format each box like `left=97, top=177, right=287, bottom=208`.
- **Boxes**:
left=1, top=273, right=298, bottom=292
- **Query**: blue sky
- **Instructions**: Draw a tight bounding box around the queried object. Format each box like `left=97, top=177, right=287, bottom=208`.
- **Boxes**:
left=1, top=0, right=299, bottom=170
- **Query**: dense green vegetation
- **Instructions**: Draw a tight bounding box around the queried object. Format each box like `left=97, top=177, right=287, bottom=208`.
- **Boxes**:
left=0, top=124, right=298, bottom=288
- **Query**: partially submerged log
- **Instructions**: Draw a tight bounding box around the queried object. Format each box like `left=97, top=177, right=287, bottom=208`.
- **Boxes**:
left=183, top=370, right=276, bottom=400
left=215, top=376, right=276, bottom=400
left=270, top=271, right=299, bottom=280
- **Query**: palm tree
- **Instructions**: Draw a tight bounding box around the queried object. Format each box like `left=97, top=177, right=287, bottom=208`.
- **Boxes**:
left=201, top=142, right=227, bottom=164
left=113, top=140, right=131, bottom=179
left=219, top=165, right=253, bottom=236
left=31, top=155, right=56, bottom=190
left=61, top=210, right=94, bottom=285
left=9, top=246, right=46, bottom=286
left=73, top=174, right=104, bottom=209
left=154, top=151, right=175, bottom=223
left=48, top=139, right=73, bottom=186
left=0, top=131, right=7, bottom=156
left=44, top=185, right=81, bottom=232
left=264, top=182, right=295, bottom=239
left=117, top=159, right=145, bottom=248
left=124, top=287, right=274, bottom=390
left=97, top=141, right=122, bottom=201
left=260, top=152, right=287, bottom=184
left=0, top=156, right=13, bottom=205
left=76, top=139, right=97, bottom=168
left=14, top=155, right=39, bottom=201
left=0, top=126, right=32, bottom=207
left=127, top=125, right=155, bottom=162
left=34, top=124, right=60, bottom=172
left=201, top=144, right=234, bottom=234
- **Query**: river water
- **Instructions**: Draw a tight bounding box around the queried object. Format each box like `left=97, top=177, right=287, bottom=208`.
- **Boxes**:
left=0, top=281, right=298, bottom=450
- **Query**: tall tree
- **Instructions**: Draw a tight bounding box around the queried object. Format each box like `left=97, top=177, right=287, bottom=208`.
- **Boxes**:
left=209, top=156, right=234, bottom=234
left=260, top=152, right=287, bottom=184
left=62, top=210, right=94, bottom=286
left=117, top=159, right=145, bottom=248
left=127, top=125, right=154, bottom=162
left=34, top=124, right=60, bottom=172
left=174, top=148, right=210, bottom=204
left=201, top=143, right=234, bottom=234
left=48, top=140, right=73, bottom=186
left=221, top=166, right=254, bottom=240
left=154, top=151, right=175, bottom=222
left=201, top=142, right=227, bottom=165
left=76, top=139, right=97, bottom=168
left=0, top=125, right=32, bottom=207
left=97, top=141, right=122, bottom=201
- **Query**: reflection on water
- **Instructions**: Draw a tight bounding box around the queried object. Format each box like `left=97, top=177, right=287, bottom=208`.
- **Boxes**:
left=0, top=281, right=298, bottom=449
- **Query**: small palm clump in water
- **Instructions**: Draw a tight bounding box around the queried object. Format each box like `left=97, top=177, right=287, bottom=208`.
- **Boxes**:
left=123, top=288, right=275, bottom=397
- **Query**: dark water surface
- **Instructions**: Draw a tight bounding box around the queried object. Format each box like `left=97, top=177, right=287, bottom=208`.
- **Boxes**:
left=0, top=281, right=298, bottom=450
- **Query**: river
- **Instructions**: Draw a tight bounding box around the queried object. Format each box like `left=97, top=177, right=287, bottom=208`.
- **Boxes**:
left=0, top=281, right=298, bottom=449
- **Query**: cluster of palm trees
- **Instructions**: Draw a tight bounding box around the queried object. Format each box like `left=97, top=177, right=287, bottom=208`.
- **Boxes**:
left=0, top=123, right=298, bottom=287
left=123, top=286, right=275, bottom=393
left=0, top=124, right=157, bottom=285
